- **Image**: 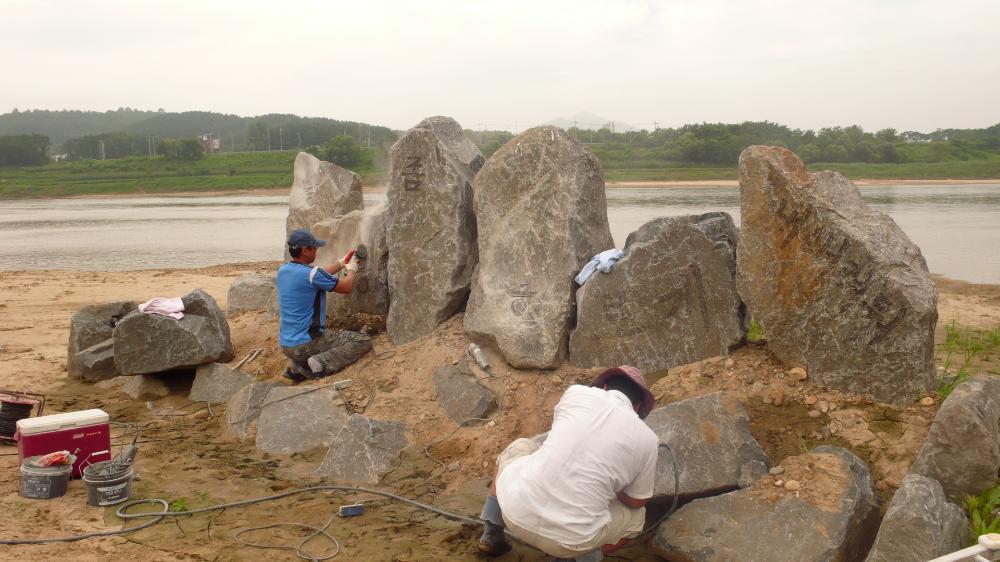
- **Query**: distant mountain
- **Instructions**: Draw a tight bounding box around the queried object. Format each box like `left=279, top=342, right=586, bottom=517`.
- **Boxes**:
left=544, top=111, right=641, bottom=132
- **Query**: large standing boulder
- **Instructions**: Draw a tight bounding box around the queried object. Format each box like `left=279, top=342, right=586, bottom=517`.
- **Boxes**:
left=315, top=414, right=408, bottom=483
left=654, top=446, right=880, bottom=562
left=255, top=386, right=349, bottom=454
left=113, top=289, right=234, bottom=375
left=644, top=392, right=769, bottom=500
left=286, top=152, right=363, bottom=238
left=316, top=202, right=391, bottom=320
left=910, top=375, right=1000, bottom=498
left=68, top=300, right=135, bottom=381
left=224, top=381, right=282, bottom=440
left=737, top=146, right=937, bottom=404
left=386, top=116, right=483, bottom=344
left=227, top=274, right=276, bottom=317
left=864, top=474, right=969, bottom=562
left=570, top=214, right=746, bottom=372
left=465, top=126, right=614, bottom=369
left=432, top=364, right=495, bottom=423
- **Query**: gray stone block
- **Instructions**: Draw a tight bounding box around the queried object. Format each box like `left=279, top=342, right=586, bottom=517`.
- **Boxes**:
left=224, top=381, right=281, bottom=440
left=254, top=386, right=348, bottom=454
left=315, top=414, right=408, bottom=483
left=432, top=364, right=495, bottom=423
left=286, top=151, right=363, bottom=244
left=67, top=300, right=134, bottom=381
left=227, top=274, right=276, bottom=316
left=76, top=338, right=117, bottom=382
left=189, top=362, right=254, bottom=404
left=737, top=146, right=936, bottom=404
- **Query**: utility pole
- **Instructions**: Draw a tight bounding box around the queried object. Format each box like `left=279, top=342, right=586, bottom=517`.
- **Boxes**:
left=148, top=135, right=152, bottom=158
left=654, top=121, right=659, bottom=131
left=298, top=132, right=302, bottom=149
left=267, top=128, right=271, bottom=152
left=279, top=128, right=284, bottom=151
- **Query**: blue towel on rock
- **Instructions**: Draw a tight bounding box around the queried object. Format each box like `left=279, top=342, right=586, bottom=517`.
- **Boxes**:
left=575, top=249, right=624, bottom=285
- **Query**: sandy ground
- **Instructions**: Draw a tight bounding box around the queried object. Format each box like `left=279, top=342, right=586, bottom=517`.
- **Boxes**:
left=0, top=264, right=998, bottom=561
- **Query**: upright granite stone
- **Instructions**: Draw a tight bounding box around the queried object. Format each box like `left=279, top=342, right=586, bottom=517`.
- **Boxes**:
left=644, top=392, right=769, bottom=500
left=432, top=364, right=495, bottom=423
left=386, top=116, right=483, bottom=344
left=255, top=386, right=349, bottom=454
left=315, top=202, right=391, bottom=319
left=737, top=146, right=937, bottom=404
left=68, top=300, right=135, bottom=381
left=113, top=289, right=234, bottom=375
left=227, top=274, right=276, bottom=317
left=570, top=214, right=746, bottom=372
left=120, top=374, right=170, bottom=400
left=225, top=381, right=282, bottom=440
left=465, top=126, right=614, bottom=369
left=910, top=375, right=1000, bottom=498
left=76, top=339, right=117, bottom=382
left=189, top=363, right=254, bottom=404
left=286, top=152, right=363, bottom=238
left=315, top=414, right=408, bottom=483
left=864, top=474, right=969, bottom=562
left=654, top=446, right=880, bottom=562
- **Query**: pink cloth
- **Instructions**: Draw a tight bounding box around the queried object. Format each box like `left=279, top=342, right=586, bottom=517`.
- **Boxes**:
left=138, top=297, right=185, bottom=319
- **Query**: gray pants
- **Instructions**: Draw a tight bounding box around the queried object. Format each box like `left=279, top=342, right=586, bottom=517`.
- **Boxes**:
left=282, top=329, right=372, bottom=378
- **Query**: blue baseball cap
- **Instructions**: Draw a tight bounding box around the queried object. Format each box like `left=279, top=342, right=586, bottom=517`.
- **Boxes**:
left=287, top=229, right=326, bottom=248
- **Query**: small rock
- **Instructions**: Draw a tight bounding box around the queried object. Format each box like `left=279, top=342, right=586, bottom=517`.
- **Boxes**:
left=552, top=375, right=562, bottom=386
left=193, top=409, right=210, bottom=420
left=788, top=367, right=808, bottom=381
left=818, top=400, right=830, bottom=413
left=447, top=462, right=461, bottom=472
left=770, top=385, right=785, bottom=407
left=808, top=409, right=822, bottom=418
left=775, top=479, right=784, bottom=487
left=804, top=395, right=818, bottom=405
left=784, top=479, right=801, bottom=491
left=920, top=396, right=935, bottom=406
left=769, top=466, right=785, bottom=476
left=725, top=358, right=735, bottom=369
left=821, top=426, right=832, bottom=440
left=120, top=374, right=169, bottom=400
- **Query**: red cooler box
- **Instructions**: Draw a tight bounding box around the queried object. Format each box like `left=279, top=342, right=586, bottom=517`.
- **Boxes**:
left=15, top=409, right=111, bottom=479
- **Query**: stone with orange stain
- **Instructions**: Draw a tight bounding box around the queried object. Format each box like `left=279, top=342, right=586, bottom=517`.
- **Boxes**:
left=736, top=145, right=937, bottom=405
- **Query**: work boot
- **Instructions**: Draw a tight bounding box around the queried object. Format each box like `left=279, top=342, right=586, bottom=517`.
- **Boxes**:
left=307, top=355, right=326, bottom=377
left=478, top=521, right=511, bottom=556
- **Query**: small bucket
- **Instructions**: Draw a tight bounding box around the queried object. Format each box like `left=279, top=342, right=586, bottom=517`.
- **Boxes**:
left=82, top=460, right=134, bottom=506
left=20, top=454, right=75, bottom=500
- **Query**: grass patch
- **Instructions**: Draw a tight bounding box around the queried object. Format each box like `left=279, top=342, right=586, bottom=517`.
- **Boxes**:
left=746, top=319, right=765, bottom=342
left=937, top=321, right=1000, bottom=400
left=963, top=481, right=1000, bottom=542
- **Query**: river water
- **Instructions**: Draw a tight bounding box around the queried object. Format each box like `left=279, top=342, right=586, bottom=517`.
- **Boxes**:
left=1, top=184, right=998, bottom=283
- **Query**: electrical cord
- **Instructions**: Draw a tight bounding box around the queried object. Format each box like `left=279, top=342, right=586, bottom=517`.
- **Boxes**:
left=637, top=442, right=681, bottom=538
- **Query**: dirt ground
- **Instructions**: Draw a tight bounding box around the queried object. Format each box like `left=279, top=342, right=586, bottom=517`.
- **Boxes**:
left=0, top=264, right=998, bottom=561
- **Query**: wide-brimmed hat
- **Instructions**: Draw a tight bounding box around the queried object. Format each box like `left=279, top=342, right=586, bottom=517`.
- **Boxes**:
left=287, top=229, right=326, bottom=248
left=591, top=365, right=656, bottom=419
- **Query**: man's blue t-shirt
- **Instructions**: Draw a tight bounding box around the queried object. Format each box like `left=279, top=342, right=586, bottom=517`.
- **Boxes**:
left=276, top=262, right=338, bottom=347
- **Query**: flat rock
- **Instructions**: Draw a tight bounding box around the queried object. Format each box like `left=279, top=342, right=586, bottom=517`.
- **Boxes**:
left=67, top=300, right=135, bottom=381
left=654, top=446, right=880, bottom=562
left=113, top=289, right=234, bottom=375
left=910, top=375, right=1000, bottom=497
left=864, top=473, right=969, bottom=562
left=227, top=274, right=276, bottom=317
left=76, top=338, right=117, bottom=382
left=315, top=414, right=408, bottom=483
left=570, top=214, right=746, bottom=372
left=189, top=363, right=255, bottom=404
left=465, top=126, right=614, bottom=368
left=286, top=151, right=363, bottom=241
left=120, top=374, right=169, bottom=400
left=737, top=146, right=937, bottom=404
left=432, top=365, right=495, bottom=423
left=255, top=386, right=349, bottom=454
left=386, top=116, right=483, bottom=344
left=316, top=202, right=391, bottom=319
left=645, top=392, right=769, bottom=500
left=224, top=381, right=282, bottom=440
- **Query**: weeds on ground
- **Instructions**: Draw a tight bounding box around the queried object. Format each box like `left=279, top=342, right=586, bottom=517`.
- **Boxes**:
left=937, top=321, right=1000, bottom=400
left=169, top=497, right=190, bottom=512
left=962, top=481, right=1000, bottom=543
left=747, top=319, right=765, bottom=342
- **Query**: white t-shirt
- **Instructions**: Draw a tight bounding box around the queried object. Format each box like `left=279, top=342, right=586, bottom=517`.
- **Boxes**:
left=496, top=385, right=659, bottom=546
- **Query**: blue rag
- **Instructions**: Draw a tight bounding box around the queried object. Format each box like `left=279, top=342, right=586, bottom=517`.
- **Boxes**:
left=575, top=249, right=624, bottom=285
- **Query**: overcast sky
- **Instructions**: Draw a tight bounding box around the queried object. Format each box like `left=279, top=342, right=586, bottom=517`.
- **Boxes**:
left=2, top=0, right=997, bottom=132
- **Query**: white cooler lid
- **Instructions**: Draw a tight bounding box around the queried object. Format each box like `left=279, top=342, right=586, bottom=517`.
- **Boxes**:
left=16, top=408, right=109, bottom=436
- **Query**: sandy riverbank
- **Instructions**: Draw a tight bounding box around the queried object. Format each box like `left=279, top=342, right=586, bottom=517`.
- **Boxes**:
left=0, top=264, right=998, bottom=560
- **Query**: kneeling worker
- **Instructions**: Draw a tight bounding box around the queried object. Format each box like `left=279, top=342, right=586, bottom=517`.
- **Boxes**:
left=478, top=365, right=658, bottom=562
left=277, top=229, right=372, bottom=382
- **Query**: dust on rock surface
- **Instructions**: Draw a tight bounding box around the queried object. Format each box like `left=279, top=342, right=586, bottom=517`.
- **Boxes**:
left=0, top=264, right=998, bottom=560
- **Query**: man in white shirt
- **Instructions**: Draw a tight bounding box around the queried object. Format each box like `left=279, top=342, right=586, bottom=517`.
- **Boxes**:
left=478, top=365, right=659, bottom=561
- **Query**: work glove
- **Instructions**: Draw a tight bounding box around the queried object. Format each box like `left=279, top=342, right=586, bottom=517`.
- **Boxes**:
left=338, top=249, right=357, bottom=269
left=344, top=255, right=361, bottom=272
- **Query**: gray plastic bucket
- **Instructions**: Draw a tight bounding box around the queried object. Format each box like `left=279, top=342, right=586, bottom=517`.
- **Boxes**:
left=20, top=455, right=75, bottom=500
left=82, top=461, right=134, bottom=506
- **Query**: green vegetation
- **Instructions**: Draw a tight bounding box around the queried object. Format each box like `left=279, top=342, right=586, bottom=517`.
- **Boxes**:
left=963, top=480, right=1000, bottom=542
left=169, top=497, right=190, bottom=512
left=937, top=321, right=1000, bottom=400
left=0, top=150, right=382, bottom=198
left=308, top=134, right=363, bottom=168
left=157, top=138, right=204, bottom=161
left=746, top=319, right=765, bottom=342
left=0, top=134, right=49, bottom=166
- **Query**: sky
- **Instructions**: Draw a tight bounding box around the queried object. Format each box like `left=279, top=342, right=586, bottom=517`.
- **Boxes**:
left=2, top=0, right=998, bottom=132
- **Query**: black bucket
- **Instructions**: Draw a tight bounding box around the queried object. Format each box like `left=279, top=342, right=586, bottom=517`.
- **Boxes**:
left=82, top=460, right=134, bottom=506
left=20, top=455, right=75, bottom=500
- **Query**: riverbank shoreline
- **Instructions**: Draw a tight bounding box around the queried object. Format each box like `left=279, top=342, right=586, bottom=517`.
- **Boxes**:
left=1, top=177, right=994, bottom=201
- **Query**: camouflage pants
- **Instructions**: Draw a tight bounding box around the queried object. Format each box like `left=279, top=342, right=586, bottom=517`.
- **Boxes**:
left=281, top=329, right=372, bottom=378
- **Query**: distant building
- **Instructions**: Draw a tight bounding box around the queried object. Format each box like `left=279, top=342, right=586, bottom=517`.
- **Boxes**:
left=198, top=133, right=221, bottom=153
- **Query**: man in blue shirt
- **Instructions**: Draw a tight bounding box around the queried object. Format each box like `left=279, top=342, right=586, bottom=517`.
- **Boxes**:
left=277, top=229, right=372, bottom=382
